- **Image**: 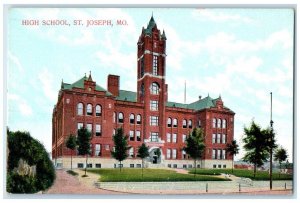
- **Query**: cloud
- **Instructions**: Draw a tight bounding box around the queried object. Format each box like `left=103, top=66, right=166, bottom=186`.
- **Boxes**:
left=38, top=69, right=58, bottom=102
left=8, top=93, right=33, bottom=117
left=192, top=9, right=255, bottom=24
left=58, top=30, right=97, bottom=45
left=8, top=52, right=24, bottom=72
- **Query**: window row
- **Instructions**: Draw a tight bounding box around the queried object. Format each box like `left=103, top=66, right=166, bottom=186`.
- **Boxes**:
left=212, top=118, right=227, bottom=129
left=212, top=149, right=226, bottom=160
left=114, top=113, right=142, bottom=124
left=212, top=134, right=227, bottom=144
left=167, top=118, right=193, bottom=129
left=77, top=123, right=102, bottom=136
left=129, top=130, right=142, bottom=141
left=166, top=133, right=187, bottom=143
left=166, top=149, right=177, bottom=159
left=77, top=103, right=102, bottom=116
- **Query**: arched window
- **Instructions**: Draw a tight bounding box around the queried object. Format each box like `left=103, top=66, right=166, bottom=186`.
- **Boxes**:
left=77, top=103, right=83, bottom=115
left=130, top=113, right=135, bottom=124
left=182, top=119, right=187, bottom=128
left=118, top=112, right=124, bottom=123
left=173, top=118, right=178, bottom=128
left=217, top=119, right=221, bottom=128
left=95, top=105, right=101, bottom=116
left=86, top=104, right=93, bottom=116
left=222, top=119, right=227, bottom=129
left=188, top=120, right=192, bottom=129
left=137, top=114, right=141, bottom=124
left=167, top=118, right=172, bottom=127
left=212, top=118, right=216, bottom=128
left=150, top=82, right=159, bottom=95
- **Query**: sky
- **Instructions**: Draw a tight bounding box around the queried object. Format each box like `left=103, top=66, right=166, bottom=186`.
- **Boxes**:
left=6, top=7, right=294, bottom=161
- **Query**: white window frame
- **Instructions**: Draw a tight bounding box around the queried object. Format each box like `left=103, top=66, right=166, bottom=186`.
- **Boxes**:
left=118, top=112, right=124, bottom=123
left=95, top=124, right=101, bottom=136
left=188, top=120, right=192, bottom=128
left=130, top=113, right=135, bottom=124
left=153, top=55, right=158, bottom=75
left=150, top=132, right=159, bottom=142
left=95, top=105, right=101, bottom=116
left=87, top=104, right=93, bottom=115
left=212, top=118, right=216, bottom=128
left=222, top=119, right=226, bottom=128
left=150, top=100, right=158, bottom=111
left=87, top=123, right=92, bottom=133
left=167, top=118, right=172, bottom=127
left=182, top=134, right=187, bottom=143
left=182, top=119, right=187, bottom=128
left=172, top=134, right=177, bottom=143
left=222, top=134, right=226, bottom=144
left=136, top=114, right=141, bottom=124
left=217, top=119, right=221, bottom=128
left=136, top=131, right=141, bottom=141
left=150, top=83, right=159, bottom=95
left=173, top=119, right=178, bottom=127
left=222, top=150, right=226, bottom=160
left=150, top=116, right=159, bottom=126
left=172, top=149, right=177, bottom=159
left=129, top=130, right=134, bottom=141
left=167, top=149, right=171, bottom=159
left=167, top=133, right=171, bottom=143
left=77, top=122, right=83, bottom=130
left=95, top=144, right=101, bottom=156
left=129, top=147, right=134, bottom=158
left=212, top=134, right=216, bottom=144
left=217, top=134, right=221, bottom=143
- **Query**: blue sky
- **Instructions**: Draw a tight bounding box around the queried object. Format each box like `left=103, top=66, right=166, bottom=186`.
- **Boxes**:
left=7, top=8, right=294, bottom=160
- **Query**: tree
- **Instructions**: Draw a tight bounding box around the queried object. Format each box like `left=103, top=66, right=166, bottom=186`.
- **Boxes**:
left=7, top=130, right=55, bottom=193
left=111, top=128, right=131, bottom=172
left=65, top=135, right=77, bottom=171
left=226, top=140, right=240, bottom=173
left=183, top=128, right=205, bottom=178
left=137, top=143, right=149, bottom=178
left=77, top=127, right=92, bottom=176
left=274, top=147, right=288, bottom=177
left=242, top=121, right=271, bottom=178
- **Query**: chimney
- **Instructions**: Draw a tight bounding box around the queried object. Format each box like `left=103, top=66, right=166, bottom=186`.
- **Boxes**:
left=107, top=75, right=120, bottom=96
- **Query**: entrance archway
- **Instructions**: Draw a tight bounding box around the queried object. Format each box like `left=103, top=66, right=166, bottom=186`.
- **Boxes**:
left=148, top=147, right=162, bottom=164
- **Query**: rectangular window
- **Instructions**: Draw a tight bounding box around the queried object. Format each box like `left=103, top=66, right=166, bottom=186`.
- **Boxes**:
left=217, top=149, right=221, bottom=159
left=188, top=120, right=192, bottom=129
left=167, top=164, right=171, bottom=168
left=222, top=150, right=226, bottom=160
left=77, top=123, right=83, bottom=130
left=129, top=130, right=134, bottom=141
left=95, top=144, right=101, bottom=156
left=213, top=164, right=217, bottom=168
left=182, top=150, right=186, bottom=159
left=130, top=164, right=134, bottom=168
left=218, top=164, right=222, bottom=168
left=105, top=145, right=109, bottom=150
left=223, top=165, right=226, bottom=168
left=87, top=123, right=92, bottom=133
left=173, top=164, right=177, bottom=168
left=87, top=163, right=93, bottom=168
left=78, top=163, right=84, bottom=168
left=172, top=134, right=177, bottom=143
left=182, top=134, right=187, bottom=143
left=150, top=116, right=159, bottom=126
left=95, top=164, right=101, bottom=168
left=222, top=134, right=226, bottom=144
left=150, top=132, right=159, bottom=142
left=153, top=55, right=158, bottom=75
left=183, top=164, right=187, bottom=169
left=172, top=149, right=177, bottom=159
left=113, top=129, right=116, bottom=135
left=129, top=147, right=134, bottom=158
left=212, top=149, right=216, bottom=159
left=136, top=164, right=141, bottom=168
left=167, top=133, right=171, bottom=143
left=217, top=134, right=221, bottom=143
left=167, top=149, right=171, bottom=159
left=136, top=131, right=141, bottom=141
left=150, top=100, right=158, bottom=111
left=212, top=134, right=216, bottom=144
left=96, top=124, right=101, bottom=136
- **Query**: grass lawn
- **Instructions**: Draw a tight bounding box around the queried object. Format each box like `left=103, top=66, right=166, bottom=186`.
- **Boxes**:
left=88, top=168, right=229, bottom=182
left=189, top=169, right=293, bottom=181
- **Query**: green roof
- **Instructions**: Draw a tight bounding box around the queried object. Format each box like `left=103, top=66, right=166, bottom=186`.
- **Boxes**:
left=143, top=16, right=166, bottom=40
left=61, top=76, right=112, bottom=96
left=116, top=90, right=137, bottom=102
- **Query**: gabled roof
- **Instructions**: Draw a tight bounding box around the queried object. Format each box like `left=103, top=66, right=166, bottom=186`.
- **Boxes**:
left=116, top=90, right=137, bottom=102
left=61, top=76, right=112, bottom=96
left=142, top=15, right=167, bottom=40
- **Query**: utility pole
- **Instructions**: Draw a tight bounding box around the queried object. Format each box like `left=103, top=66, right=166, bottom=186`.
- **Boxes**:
left=270, top=92, right=274, bottom=190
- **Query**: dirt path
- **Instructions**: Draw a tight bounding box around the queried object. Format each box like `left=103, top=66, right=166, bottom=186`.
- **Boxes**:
left=44, top=169, right=123, bottom=194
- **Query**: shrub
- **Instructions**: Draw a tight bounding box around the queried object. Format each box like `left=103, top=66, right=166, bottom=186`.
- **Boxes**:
left=7, top=130, right=56, bottom=193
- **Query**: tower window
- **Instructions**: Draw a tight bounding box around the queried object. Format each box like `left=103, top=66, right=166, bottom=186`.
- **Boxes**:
left=150, top=116, right=159, bottom=126
left=150, top=100, right=158, bottom=111
left=95, top=105, right=101, bottom=116
left=153, top=55, right=158, bottom=76
left=141, top=57, right=144, bottom=77
left=118, top=112, right=124, bottom=123
left=150, top=83, right=159, bottom=95
left=77, top=103, right=83, bottom=115
left=86, top=104, right=93, bottom=116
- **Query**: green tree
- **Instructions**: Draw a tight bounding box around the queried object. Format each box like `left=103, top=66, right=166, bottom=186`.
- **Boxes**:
left=274, top=146, right=288, bottom=177
left=137, top=143, right=150, bottom=178
left=65, top=134, right=77, bottom=171
left=111, top=128, right=131, bottom=172
left=7, top=130, right=55, bottom=193
left=226, top=139, right=240, bottom=173
left=183, top=128, right=205, bottom=178
left=242, top=121, right=271, bottom=178
left=77, top=127, right=92, bottom=176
